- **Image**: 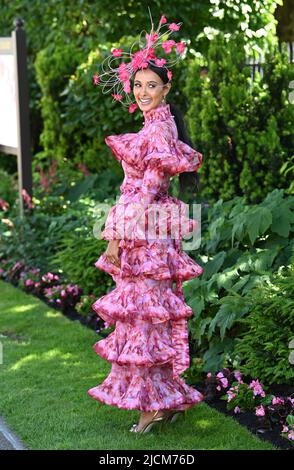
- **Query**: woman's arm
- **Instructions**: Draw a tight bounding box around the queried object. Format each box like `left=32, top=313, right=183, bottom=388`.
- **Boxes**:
left=104, top=239, right=121, bottom=267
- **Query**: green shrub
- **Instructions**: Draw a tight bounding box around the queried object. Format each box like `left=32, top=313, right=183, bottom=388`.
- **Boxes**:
left=0, top=193, right=113, bottom=299
left=233, top=263, right=294, bottom=386
left=185, top=33, right=294, bottom=204
left=185, top=189, right=294, bottom=375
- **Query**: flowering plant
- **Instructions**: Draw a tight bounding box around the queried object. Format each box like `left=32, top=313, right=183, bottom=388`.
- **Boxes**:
left=43, top=283, right=83, bottom=312
left=222, top=379, right=271, bottom=414
left=6, top=261, right=26, bottom=283
left=206, top=368, right=294, bottom=443
left=19, top=269, right=60, bottom=296
left=0, top=198, right=9, bottom=211
left=281, top=415, right=294, bottom=443
left=205, top=368, right=240, bottom=400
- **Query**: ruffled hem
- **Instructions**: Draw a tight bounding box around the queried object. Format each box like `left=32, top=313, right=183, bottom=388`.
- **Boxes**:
left=87, top=362, right=204, bottom=412
left=91, top=277, right=193, bottom=326
left=95, top=240, right=203, bottom=282
left=93, top=319, right=176, bottom=367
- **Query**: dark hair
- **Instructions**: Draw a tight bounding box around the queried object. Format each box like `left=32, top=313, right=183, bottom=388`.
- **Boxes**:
left=134, top=60, right=200, bottom=194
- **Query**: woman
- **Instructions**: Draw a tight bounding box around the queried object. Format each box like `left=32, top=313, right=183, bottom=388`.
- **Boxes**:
left=88, top=21, right=204, bottom=434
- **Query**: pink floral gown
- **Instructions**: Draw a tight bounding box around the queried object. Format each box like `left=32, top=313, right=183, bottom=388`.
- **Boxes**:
left=88, top=103, right=204, bottom=412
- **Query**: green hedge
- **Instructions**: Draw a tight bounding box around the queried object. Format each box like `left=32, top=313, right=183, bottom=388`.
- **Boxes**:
left=184, top=32, right=294, bottom=204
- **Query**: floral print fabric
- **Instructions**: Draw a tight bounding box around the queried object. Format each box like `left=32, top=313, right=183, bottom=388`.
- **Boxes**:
left=88, top=103, right=204, bottom=411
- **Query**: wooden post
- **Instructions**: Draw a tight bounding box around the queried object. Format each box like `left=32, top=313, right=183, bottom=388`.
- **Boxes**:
left=12, top=18, right=32, bottom=217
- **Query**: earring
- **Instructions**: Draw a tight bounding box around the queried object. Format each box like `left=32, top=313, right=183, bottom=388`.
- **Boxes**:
left=162, top=95, right=166, bottom=103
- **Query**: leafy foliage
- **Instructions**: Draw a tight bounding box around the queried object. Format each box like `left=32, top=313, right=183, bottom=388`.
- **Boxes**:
left=185, top=189, right=294, bottom=376
left=185, top=32, right=294, bottom=204
left=234, top=264, right=294, bottom=385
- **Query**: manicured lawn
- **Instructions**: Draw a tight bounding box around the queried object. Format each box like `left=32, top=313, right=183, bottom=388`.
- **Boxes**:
left=0, top=280, right=277, bottom=450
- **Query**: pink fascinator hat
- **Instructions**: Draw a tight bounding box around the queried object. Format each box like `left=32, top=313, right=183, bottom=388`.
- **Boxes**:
left=92, top=7, right=187, bottom=113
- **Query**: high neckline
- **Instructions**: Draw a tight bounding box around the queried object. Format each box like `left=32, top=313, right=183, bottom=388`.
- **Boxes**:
left=143, top=103, right=173, bottom=125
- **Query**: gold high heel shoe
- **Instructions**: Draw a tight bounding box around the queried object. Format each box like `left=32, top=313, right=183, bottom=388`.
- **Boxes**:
left=164, top=409, right=186, bottom=423
left=129, top=410, right=166, bottom=434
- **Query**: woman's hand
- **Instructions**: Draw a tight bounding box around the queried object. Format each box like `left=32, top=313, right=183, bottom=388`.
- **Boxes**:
left=105, top=239, right=121, bottom=268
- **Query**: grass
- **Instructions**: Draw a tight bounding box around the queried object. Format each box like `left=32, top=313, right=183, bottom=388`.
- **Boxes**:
left=0, top=279, right=277, bottom=450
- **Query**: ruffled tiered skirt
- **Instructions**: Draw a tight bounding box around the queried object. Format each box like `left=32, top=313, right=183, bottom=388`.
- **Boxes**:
left=88, top=237, right=204, bottom=412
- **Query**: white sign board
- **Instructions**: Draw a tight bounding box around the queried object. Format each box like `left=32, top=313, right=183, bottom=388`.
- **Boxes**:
left=0, top=54, right=18, bottom=148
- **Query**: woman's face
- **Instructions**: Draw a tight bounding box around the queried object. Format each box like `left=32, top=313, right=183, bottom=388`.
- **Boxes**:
left=133, top=68, right=171, bottom=112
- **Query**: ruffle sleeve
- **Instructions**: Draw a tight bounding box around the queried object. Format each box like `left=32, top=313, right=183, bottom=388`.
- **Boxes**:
left=105, top=133, right=145, bottom=168
left=143, top=125, right=203, bottom=176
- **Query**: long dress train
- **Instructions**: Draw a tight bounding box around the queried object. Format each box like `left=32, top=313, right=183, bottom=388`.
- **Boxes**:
left=88, top=103, right=204, bottom=411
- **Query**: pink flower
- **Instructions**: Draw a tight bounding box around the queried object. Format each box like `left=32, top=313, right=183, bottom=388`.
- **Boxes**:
left=112, top=48, right=122, bottom=57
left=255, top=405, right=265, bottom=417
left=22, top=189, right=34, bottom=209
left=282, top=426, right=289, bottom=433
left=154, top=58, right=166, bottom=67
left=25, top=279, right=34, bottom=286
left=123, top=80, right=131, bottom=93
left=118, top=63, right=130, bottom=82
left=131, top=48, right=155, bottom=71
left=169, top=23, right=181, bottom=31
left=216, top=386, right=221, bottom=391
left=176, top=42, right=186, bottom=54
left=249, top=379, right=266, bottom=397
left=61, top=289, right=66, bottom=298
left=272, top=396, right=285, bottom=406
left=234, top=406, right=241, bottom=414
left=217, top=372, right=224, bottom=378
left=160, top=15, right=167, bottom=24
left=93, top=73, right=100, bottom=85
left=206, top=372, right=212, bottom=378
left=227, top=391, right=236, bottom=402
left=288, top=431, right=294, bottom=440
left=39, top=169, right=49, bottom=193
left=167, top=70, right=173, bottom=81
left=234, top=370, right=243, bottom=382
left=111, top=93, right=123, bottom=101
left=35, top=282, right=40, bottom=288
left=162, top=40, right=175, bottom=54
left=145, top=33, right=159, bottom=47
left=0, top=199, right=9, bottom=211
left=129, top=103, right=138, bottom=113
left=220, top=378, right=229, bottom=388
